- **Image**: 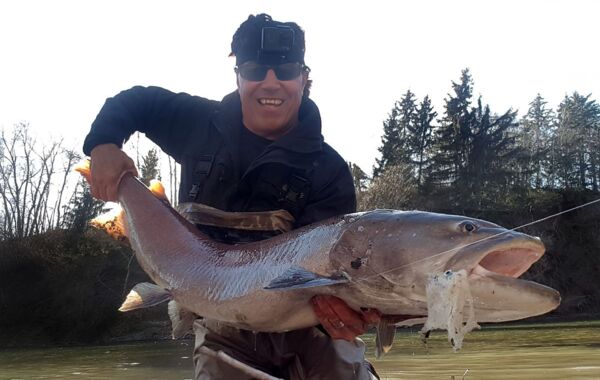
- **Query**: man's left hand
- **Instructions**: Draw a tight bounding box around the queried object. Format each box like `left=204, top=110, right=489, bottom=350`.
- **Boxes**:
left=310, top=295, right=381, bottom=341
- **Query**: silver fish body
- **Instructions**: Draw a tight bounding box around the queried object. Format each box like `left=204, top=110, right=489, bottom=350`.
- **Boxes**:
left=111, top=174, right=560, bottom=334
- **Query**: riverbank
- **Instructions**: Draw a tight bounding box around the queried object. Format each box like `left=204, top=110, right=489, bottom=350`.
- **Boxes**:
left=1, top=203, right=599, bottom=349
left=0, top=229, right=174, bottom=348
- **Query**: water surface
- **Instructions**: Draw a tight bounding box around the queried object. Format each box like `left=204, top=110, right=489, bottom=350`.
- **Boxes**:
left=1, top=321, right=598, bottom=379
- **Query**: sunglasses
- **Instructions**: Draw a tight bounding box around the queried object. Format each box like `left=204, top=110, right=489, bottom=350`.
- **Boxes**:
left=235, top=62, right=307, bottom=81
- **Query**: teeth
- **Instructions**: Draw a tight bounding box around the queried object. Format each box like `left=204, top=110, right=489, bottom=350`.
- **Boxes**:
left=259, top=98, right=283, bottom=106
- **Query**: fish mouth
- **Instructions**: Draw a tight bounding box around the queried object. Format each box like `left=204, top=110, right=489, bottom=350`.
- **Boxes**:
left=445, top=232, right=546, bottom=280
left=448, top=235, right=561, bottom=322
left=470, top=240, right=544, bottom=278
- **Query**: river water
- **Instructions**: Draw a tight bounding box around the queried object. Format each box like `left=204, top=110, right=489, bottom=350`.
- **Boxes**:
left=1, top=321, right=599, bottom=380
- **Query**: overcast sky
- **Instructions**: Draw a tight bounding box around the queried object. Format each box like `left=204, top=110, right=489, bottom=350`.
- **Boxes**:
left=1, top=0, right=598, bottom=174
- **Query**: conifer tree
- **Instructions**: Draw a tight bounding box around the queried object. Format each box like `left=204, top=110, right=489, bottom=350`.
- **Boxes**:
left=349, top=162, right=369, bottom=194
left=553, top=93, right=600, bottom=190
left=519, top=94, right=555, bottom=188
left=349, top=162, right=369, bottom=209
left=139, top=148, right=160, bottom=186
left=468, top=98, right=520, bottom=205
left=430, top=69, right=475, bottom=188
left=62, top=180, right=104, bottom=233
left=373, top=90, right=416, bottom=177
left=408, top=95, right=437, bottom=186
left=589, top=101, right=600, bottom=192
left=373, top=105, right=399, bottom=178
left=429, top=69, right=521, bottom=207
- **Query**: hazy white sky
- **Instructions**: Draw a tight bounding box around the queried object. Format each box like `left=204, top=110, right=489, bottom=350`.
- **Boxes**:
left=1, top=0, right=598, bottom=174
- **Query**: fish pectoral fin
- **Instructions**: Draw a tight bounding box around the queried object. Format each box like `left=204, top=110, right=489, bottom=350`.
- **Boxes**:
left=119, top=282, right=172, bottom=312
left=264, top=267, right=348, bottom=291
left=168, top=300, right=197, bottom=339
left=375, top=316, right=397, bottom=359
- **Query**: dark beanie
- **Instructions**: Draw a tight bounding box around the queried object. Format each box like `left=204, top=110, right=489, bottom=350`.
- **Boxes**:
left=231, top=14, right=306, bottom=65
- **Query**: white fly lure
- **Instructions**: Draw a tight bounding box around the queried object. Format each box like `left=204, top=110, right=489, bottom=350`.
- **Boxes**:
left=420, top=270, right=480, bottom=351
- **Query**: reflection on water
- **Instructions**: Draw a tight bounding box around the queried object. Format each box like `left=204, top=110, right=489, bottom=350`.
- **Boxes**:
left=0, top=321, right=599, bottom=380
left=0, top=340, right=195, bottom=380
left=365, top=321, right=600, bottom=379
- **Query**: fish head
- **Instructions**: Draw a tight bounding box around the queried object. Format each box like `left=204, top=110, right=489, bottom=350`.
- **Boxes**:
left=330, top=210, right=560, bottom=322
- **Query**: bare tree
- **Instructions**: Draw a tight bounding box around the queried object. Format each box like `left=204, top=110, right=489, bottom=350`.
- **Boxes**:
left=360, top=164, right=417, bottom=211
left=167, top=155, right=179, bottom=205
left=25, top=140, right=60, bottom=236
left=0, top=123, right=81, bottom=238
left=51, top=149, right=81, bottom=228
left=0, top=123, right=36, bottom=237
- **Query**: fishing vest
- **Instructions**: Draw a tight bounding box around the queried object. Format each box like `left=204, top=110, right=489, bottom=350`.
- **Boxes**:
left=178, top=132, right=316, bottom=244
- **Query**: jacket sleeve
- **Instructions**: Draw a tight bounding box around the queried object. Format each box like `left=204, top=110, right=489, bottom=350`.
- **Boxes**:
left=83, top=86, right=217, bottom=161
left=297, top=156, right=357, bottom=227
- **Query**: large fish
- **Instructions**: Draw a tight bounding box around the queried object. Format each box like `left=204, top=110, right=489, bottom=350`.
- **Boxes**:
left=77, top=164, right=560, bottom=355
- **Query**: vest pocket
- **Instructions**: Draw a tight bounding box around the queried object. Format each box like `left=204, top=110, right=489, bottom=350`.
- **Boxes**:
left=180, top=154, right=214, bottom=202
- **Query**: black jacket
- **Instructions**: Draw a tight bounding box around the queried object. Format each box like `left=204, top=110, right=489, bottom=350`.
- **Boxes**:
left=84, top=86, right=356, bottom=233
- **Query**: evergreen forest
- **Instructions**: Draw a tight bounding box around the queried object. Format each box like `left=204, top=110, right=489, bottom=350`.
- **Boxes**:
left=353, top=69, right=600, bottom=322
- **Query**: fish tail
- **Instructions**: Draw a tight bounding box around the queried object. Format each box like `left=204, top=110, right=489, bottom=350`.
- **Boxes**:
left=74, top=159, right=92, bottom=185
left=90, top=206, right=128, bottom=241
left=75, top=159, right=168, bottom=205
left=73, top=159, right=127, bottom=240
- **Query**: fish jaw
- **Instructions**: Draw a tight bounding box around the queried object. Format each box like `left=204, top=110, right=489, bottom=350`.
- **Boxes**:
left=445, top=231, right=560, bottom=322
left=468, top=269, right=560, bottom=322
left=444, top=229, right=546, bottom=278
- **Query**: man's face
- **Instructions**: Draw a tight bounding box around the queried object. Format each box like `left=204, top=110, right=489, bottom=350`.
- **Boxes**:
left=237, top=61, right=308, bottom=140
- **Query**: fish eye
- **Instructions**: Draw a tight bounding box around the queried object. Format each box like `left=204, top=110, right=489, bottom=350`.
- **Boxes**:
left=460, top=222, right=477, bottom=233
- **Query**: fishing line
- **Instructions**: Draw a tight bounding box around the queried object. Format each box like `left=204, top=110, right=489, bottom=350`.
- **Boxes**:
left=354, top=197, right=600, bottom=283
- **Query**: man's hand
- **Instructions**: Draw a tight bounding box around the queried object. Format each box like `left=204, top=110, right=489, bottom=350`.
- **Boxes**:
left=89, top=144, right=138, bottom=201
left=310, top=295, right=381, bottom=341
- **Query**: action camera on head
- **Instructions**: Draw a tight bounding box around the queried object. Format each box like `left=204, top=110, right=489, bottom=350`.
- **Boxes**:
left=261, top=26, right=295, bottom=53
left=231, top=14, right=305, bottom=65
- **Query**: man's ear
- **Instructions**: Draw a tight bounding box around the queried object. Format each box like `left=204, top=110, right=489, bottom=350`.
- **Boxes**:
left=301, top=72, right=312, bottom=98
left=302, top=72, right=309, bottom=87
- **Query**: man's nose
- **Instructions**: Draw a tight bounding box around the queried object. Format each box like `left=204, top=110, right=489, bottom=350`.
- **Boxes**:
left=262, top=69, right=280, bottom=87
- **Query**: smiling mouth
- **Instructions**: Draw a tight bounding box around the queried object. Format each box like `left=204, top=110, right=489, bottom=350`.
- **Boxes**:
left=258, top=98, right=284, bottom=106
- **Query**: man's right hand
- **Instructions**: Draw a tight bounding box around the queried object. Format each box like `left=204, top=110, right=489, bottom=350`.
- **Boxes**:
left=310, top=295, right=381, bottom=341
left=89, top=144, right=138, bottom=201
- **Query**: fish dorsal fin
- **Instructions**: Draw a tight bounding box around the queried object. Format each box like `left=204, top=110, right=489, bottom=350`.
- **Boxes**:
left=119, top=282, right=172, bottom=312
left=264, top=267, right=348, bottom=290
left=176, top=202, right=294, bottom=233
left=375, top=316, right=397, bottom=359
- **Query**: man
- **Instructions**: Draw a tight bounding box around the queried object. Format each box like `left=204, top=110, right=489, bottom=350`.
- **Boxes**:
left=83, top=13, right=380, bottom=379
